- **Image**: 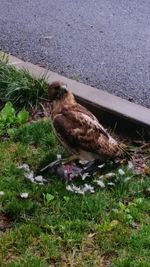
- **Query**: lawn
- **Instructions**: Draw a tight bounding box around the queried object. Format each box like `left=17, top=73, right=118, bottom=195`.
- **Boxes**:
left=0, top=54, right=150, bottom=267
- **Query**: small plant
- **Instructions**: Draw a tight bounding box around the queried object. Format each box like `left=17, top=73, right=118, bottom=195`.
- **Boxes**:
left=63, top=196, right=70, bottom=203
left=43, top=193, right=55, bottom=206
left=0, top=102, right=29, bottom=136
left=112, top=201, right=140, bottom=225
left=96, top=219, right=119, bottom=232
left=0, top=51, right=8, bottom=63
left=0, top=57, right=48, bottom=110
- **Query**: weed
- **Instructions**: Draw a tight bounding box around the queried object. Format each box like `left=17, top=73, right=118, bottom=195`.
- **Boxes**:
left=0, top=102, right=29, bottom=137
left=0, top=56, right=48, bottom=111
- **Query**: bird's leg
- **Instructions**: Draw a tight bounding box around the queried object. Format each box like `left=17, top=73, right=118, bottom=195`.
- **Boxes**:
left=63, top=154, right=79, bottom=164
left=38, top=159, right=62, bottom=174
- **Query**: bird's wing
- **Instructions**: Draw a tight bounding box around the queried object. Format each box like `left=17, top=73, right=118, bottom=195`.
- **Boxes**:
left=53, top=104, right=110, bottom=154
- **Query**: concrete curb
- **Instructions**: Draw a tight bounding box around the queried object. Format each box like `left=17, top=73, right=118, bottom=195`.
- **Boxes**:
left=8, top=55, right=150, bottom=135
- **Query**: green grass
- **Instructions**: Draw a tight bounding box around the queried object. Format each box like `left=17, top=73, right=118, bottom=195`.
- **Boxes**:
left=0, top=119, right=150, bottom=267
left=0, top=52, right=48, bottom=111
left=0, top=54, right=150, bottom=266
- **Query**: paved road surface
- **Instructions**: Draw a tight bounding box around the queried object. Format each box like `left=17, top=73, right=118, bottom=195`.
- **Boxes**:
left=0, top=0, right=150, bottom=108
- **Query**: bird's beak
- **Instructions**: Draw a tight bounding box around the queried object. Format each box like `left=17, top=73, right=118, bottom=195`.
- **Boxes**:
left=61, top=84, right=67, bottom=90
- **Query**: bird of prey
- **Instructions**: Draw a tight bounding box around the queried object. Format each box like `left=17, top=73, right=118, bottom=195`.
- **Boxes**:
left=48, top=81, right=124, bottom=162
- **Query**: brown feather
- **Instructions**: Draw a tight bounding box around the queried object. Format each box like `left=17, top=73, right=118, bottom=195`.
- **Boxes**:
left=48, top=81, right=123, bottom=161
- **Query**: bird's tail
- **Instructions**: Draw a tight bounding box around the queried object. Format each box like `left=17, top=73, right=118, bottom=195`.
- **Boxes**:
left=108, top=137, right=131, bottom=160
left=119, top=143, right=132, bottom=158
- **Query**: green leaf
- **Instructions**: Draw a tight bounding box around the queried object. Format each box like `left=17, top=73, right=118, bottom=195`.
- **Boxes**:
left=7, top=128, right=16, bottom=137
left=119, top=202, right=126, bottom=211
left=17, top=109, right=29, bottom=124
left=63, top=196, right=70, bottom=203
left=0, top=102, right=15, bottom=121
left=43, top=193, right=55, bottom=204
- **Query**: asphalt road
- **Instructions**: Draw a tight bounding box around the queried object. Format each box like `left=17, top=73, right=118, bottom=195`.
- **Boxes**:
left=0, top=0, right=150, bottom=108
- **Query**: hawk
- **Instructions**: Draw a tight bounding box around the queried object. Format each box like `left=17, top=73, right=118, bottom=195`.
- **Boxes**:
left=48, top=81, right=124, bottom=162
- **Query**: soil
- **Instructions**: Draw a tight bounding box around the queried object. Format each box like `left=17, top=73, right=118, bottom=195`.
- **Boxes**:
left=0, top=213, right=13, bottom=231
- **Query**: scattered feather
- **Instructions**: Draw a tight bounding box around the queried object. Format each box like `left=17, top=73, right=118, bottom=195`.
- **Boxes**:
left=98, top=163, right=105, bottom=169
left=20, top=192, right=29, bottom=199
left=124, top=177, right=132, bottom=182
left=81, top=172, right=90, bottom=180
left=18, top=164, right=30, bottom=172
left=24, top=170, right=34, bottom=182
left=66, top=183, right=95, bottom=194
left=118, top=169, right=125, bottom=176
left=83, top=184, right=95, bottom=193
left=99, top=173, right=116, bottom=179
left=66, top=184, right=84, bottom=194
left=94, top=180, right=105, bottom=188
left=128, top=161, right=134, bottom=170
left=66, top=185, right=74, bottom=193
left=34, top=175, right=46, bottom=183
left=18, top=164, right=46, bottom=184
left=107, top=182, right=115, bottom=186
left=57, top=154, right=62, bottom=160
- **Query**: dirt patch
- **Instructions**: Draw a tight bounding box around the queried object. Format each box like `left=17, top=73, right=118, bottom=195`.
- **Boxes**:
left=102, top=252, right=118, bottom=267
left=0, top=213, right=13, bottom=231
left=131, top=141, right=150, bottom=175
left=28, top=101, right=51, bottom=122
left=4, top=250, right=18, bottom=263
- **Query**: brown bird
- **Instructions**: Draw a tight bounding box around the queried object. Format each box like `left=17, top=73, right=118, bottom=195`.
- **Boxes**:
left=48, top=81, right=124, bottom=162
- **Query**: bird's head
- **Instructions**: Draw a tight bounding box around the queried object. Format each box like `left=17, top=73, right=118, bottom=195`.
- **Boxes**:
left=48, top=81, right=68, bottom=102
